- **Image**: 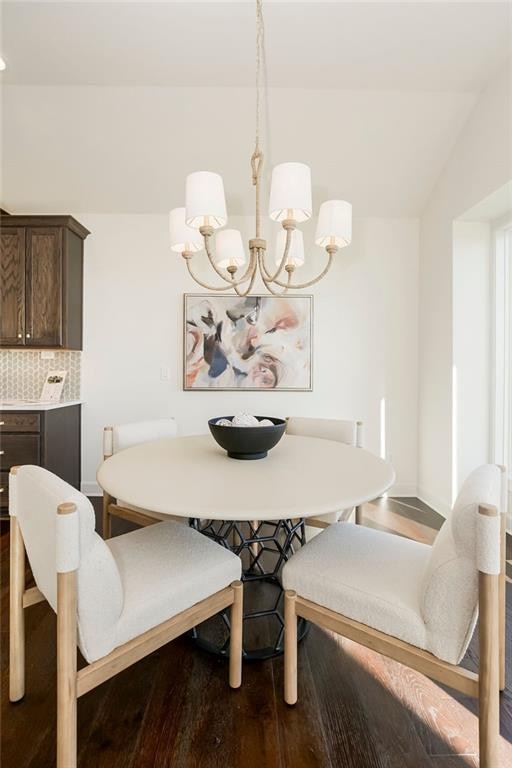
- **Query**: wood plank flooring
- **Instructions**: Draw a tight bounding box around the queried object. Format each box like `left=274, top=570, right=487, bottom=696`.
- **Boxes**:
left=1, top=498, right=511, bottom=768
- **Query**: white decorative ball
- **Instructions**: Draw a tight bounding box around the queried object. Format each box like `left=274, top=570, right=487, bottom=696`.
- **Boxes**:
left=258, top=419, right=274, bottom=427
left=232, top=412, right=259, bottom=427
left=216, top=418, right=233, bottom=427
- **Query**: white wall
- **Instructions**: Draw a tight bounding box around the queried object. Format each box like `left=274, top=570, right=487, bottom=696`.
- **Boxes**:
left=78, top=213, right=419, bottom=496
left=418, top=62, right=512, bottom=515
left=452, top=221, right=491, bottom=497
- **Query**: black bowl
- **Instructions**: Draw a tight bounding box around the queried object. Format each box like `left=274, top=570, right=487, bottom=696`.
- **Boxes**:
left=208, top=416, right=286, bottom=460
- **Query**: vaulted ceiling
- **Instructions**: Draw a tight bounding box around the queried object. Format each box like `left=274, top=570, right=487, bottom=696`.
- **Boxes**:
left=1, top=1, right=510, bottom=216
left=2, top=1, right=510, bottom=90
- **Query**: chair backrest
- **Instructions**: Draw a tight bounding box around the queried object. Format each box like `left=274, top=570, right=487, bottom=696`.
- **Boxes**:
left=104, top=418, right=177, bottom=457
left=10, top=465, right=123, bottom=663
left=286, top=416, right=363, bottom=447
left=420, top=464, right=503, bottom=664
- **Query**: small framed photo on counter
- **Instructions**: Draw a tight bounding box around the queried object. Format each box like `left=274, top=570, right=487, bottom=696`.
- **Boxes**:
left=39, top=370, right=67, bottom=403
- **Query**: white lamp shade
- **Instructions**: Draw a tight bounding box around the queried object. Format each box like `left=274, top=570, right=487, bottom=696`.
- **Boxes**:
left=315, top=200, right=352, bottom=247
left=274, top=228, right=305, bottom=267
left=185, top=171, right=227, bottom=229
left=169, top=208, right=203, bottom=253
left=215, top=228, right=246, bottom=269
left=269, top=162, right=312, bottom=223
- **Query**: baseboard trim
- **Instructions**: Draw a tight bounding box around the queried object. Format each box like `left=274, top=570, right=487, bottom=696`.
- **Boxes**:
left=82, top=481, right=102, bottom=496
left=417, top=487, right=451, bottom=519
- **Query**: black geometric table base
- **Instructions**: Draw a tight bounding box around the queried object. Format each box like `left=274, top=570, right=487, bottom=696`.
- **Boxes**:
left=189, top=517, right=309, bottom=660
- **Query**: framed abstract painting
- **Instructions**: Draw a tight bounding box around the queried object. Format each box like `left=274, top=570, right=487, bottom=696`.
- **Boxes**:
left=183, top=294, right=313, bottom=391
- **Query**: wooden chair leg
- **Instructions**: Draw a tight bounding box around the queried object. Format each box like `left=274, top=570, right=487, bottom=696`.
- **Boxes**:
left=57, top=568, right=77, bottom=768
left=229, top=581, right=243, bottom=689
left=9, top=517, right=25, bottom=702
left=284, top=590, right=298, bottom=705
left=355, top=505, right=363, bottom=525
left=57, top=571, right=77, bottom=768
left=479, top=569, right=500, bottom=768
left=102, top=492, right=112, bottom=540
left=499, top=512, right=506, bottom=691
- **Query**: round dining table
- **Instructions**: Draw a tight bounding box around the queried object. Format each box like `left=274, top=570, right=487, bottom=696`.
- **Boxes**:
left=97, top=433, right=395, bottom=659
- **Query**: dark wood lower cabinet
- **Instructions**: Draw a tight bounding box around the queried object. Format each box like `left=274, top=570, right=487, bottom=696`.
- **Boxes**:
left=1, top=435, right=40, bottom=468
left=0, top=405, right=81, bottom=519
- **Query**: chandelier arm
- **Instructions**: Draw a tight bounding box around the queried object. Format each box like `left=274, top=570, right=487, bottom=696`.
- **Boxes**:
left=258, top=251, right=292, bottom=296
left=259, top=227, right=292, bottom=283
left=273, top=250, right=335, bottom=289
left=233, top=254, right=259, bottom=297
left=203, top=234, right=236, bottom=282
left=203, top=234, right=254, bottom=287
left=186, top=259, right=251, bottom=292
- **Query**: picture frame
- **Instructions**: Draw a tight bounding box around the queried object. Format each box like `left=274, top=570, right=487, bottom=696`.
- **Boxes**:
left=39, top=370, right=67, bottom=403
left=183, top=293, right=313, bottom=391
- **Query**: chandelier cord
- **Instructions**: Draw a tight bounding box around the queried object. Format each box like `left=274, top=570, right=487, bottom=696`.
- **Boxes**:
left=251, top=0, right=265, bottom=238
left=255, top=0, right=263, bottom=153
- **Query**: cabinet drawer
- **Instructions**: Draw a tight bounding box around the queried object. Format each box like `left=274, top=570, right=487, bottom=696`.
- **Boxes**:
left=0, top=412, right=41, bottom=433
left=0, top=434, right=40, bottom=470
left=0, top=472, right=8, bottom=509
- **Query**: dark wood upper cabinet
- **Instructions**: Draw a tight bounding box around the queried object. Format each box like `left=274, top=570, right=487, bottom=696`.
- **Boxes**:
left=25, top=227, right=63, bottom=346
left=0, top=216, right=89, bottom=349
left=0, top=228, right=25, bottom=345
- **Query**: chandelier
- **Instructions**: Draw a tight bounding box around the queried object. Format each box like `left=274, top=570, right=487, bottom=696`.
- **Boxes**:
left=169, top=0, right=352, bottom=296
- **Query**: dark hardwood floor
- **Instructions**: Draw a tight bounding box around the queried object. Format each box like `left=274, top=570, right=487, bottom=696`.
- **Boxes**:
left=1, top=498, right=511, bottom=767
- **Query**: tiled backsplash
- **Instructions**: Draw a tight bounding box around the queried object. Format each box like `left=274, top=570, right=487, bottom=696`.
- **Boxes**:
left=0, top=351, right=81, bottom=401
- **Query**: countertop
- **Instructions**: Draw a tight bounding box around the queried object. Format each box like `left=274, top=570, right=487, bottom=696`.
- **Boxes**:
left=0, top=400, right=83, bottom=411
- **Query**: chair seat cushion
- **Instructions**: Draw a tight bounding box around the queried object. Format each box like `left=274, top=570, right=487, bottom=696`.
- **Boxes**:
left=107, top=521, right=241, bottom=649
left=282, top=523, right=431, bottom=652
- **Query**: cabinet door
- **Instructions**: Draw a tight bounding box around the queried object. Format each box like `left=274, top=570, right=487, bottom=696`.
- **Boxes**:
left=25, top=228, right=63, bottom=346
left=0, top=434, right=40, bottom=470
left=0, top=472, right=8, bottom=512
left=0, top=228, right=25, bottom=346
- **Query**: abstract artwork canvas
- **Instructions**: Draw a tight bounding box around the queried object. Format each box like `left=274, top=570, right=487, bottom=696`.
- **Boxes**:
left=184, top=294, right=313, bottom=391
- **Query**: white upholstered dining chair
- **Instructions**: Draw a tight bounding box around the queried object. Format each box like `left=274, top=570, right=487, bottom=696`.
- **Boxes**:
left=102, top=418, right=178, bottom=538
left=286, top=417, right=364, bottom=527
left=282, top=464, right=507, bottom=768
left=9, top=465, right=243, bottom=768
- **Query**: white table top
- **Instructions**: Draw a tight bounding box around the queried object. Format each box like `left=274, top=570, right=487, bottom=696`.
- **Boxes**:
left=97, top=434, right=395, bottom=522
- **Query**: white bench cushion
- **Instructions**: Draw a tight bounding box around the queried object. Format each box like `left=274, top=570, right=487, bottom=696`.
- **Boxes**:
left=282, top=523, right=430, bottom=652
left=107, top=521, right=241, bottom=649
